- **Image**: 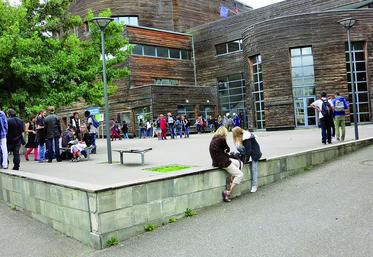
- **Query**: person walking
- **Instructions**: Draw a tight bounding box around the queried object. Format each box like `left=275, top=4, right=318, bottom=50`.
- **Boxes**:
left=85, top=111, right=98, bottom=154
left=44, top=106, right=62, bottom=162
left=182, top=115, right=190, bottom=138
left=232, top=127, right=262, bottom=193
left=121, top=120, right=129, bottom=139
left=6, top=109, right=25, bottom=170
left=160, top=114, right=167, bottom=140
left=175, top=116, right=183, bottom=139
left=332, top=92, right=349, bottom=141
left=0, top=109, right=8, bottom=169
left=36, top=110, right=46, bottom=162
left=167, top=113, right=175, bottom=139
left=24, top=115, right=39, bottom=161
left=209, top=126, right=243, bottom=202
left=311, top=92, right=334, bottom=144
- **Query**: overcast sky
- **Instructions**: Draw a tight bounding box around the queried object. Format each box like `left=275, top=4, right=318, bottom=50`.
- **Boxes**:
left=238, top=0, right=284, bottom=9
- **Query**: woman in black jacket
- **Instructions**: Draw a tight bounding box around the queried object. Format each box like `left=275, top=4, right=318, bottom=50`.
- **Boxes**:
left=209, top=126, right=243, bottom=202
left=232, top=127, right=262, bottom=193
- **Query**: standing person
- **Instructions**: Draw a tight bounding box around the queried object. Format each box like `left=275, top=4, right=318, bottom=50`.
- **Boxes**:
left=146, top=120, right=152, bottom=138
left=44, top=106, right=62, bottom=162
left=0, top=109, right=8, bottom=169
left=36, top=110, right=46, bottom=162
left=182, top=115, right=190, bottom=138
left=160, top=114, right=167, bottom=140
left=70, top=112, right=81, bottom=137
left=175, top=116, right=183, bottom=139
left=6, top=109, right=25, bottom=170
left=24, top=115, right=39, bottom=161
left=311, top=92, right=334, bottom=145
left=332, top=92, right=349, bottom=141
left=121, top=120, right=129, bottom=139
left=234, top=114, right=241, bottom=128
left=232, top=127, right=262, bottom=193
left=85, top=111, right=98, bottom=154
left=209, top=126, right=243, bottom=202
left=167, top=113, right=175, bottom=139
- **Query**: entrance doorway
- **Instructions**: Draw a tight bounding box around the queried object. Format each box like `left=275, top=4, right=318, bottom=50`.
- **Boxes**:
left=294, top=97, right=317, bottom=128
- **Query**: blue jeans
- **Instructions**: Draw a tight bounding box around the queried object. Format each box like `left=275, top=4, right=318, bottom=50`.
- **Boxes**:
left=46, top=137, right=60, bottom=161
left=177, top=128, right=183, bottom=138
left=123, top=133, right=129, bottom=139
left=184, top=127, right=189, bottom=138
left=320, top=117, right=332, bottom=144
left=39, top=144, right=45, bottom=161
left=89, top=133, right=96, bottom=153
left=251, top=161, right=258, bottom=187
left=169, top=124, right=175, bottom=139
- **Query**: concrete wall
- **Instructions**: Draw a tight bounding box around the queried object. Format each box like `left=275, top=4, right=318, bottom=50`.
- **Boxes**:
left=1, top=137, right=373, bottom=249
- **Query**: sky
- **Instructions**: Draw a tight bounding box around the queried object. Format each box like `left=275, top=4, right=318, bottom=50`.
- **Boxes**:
left=238, top=0, right=284, bottom=9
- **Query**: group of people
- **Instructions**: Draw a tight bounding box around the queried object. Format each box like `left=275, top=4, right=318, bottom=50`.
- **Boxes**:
left=311, top=91, right=349, bottom=144
left=0, top=107, right=99, bottom=170
left=207, top=114, right=242, bottom=133
left=209, top=126, right=262, bottom=202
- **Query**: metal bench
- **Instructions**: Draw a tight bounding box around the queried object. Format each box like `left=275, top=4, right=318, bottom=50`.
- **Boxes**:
left=112, top=148, right=153, bottom=166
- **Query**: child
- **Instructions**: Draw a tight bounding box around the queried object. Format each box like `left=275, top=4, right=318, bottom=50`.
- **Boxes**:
left=232, top=127, right=262, bottom=193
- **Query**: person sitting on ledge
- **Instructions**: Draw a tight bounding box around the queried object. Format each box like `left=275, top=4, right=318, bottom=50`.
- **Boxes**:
left=209, top=126, right=243, bottom=202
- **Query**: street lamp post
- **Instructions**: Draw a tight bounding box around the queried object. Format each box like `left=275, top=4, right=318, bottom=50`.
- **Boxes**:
left=339, top=18, right=359, bottom=140
left=92, top=17, right=114, bottom=163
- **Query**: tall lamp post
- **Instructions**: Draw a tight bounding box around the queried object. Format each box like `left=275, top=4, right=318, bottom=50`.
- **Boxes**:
left=339, top=18, right=359, bottom=140
left=92, top=17, right=114, bottom=163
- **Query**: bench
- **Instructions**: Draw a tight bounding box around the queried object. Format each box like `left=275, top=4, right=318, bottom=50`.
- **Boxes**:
left=112, top=148, right=153, bottom=166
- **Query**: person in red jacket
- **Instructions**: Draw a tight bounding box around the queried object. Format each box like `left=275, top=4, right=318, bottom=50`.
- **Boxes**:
left=159, top=114, right=167, bottom=140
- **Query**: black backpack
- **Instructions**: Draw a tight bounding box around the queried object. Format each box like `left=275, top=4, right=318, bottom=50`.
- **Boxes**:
left=321, top=100, right=333, bottom=118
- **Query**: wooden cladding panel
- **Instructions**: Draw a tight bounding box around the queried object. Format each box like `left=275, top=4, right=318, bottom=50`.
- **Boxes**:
left=129, top=56, right=195, bottom=87
left=127, top=26, right=192, bottom=49
left=244, top=10, right=373, bottom=129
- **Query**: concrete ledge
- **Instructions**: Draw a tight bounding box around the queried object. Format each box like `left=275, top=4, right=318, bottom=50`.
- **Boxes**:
left=0, top=137, right=372, bottom=249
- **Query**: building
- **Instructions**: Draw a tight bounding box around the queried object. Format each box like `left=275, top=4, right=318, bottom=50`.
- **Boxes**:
left=63, top=0, right=373, bottom=133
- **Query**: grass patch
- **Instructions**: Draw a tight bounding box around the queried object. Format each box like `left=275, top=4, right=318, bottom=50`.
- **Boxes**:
left=106, top=236, right=119, bottom=247
left=146, top=165, right=192, bottom=173
left=169, top=217, right=178, bottom=223
left=185, top=208, right=198, bottom=217
left=144, top=224, right=156, bottom=232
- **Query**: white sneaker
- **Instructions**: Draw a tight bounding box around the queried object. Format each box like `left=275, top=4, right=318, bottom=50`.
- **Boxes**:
left=332, top=137, right=336, bottom=142
left=250, top=186, right=257, bottom=193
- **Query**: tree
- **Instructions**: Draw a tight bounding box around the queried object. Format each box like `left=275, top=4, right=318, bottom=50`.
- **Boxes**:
left=0, top=0, right=131, bottom=117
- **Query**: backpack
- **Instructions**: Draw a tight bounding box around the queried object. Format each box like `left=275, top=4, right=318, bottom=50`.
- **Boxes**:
left=90, top=115, right=100, bottom=128
left=334, top=98, right=345, bottom=112
left=321, top=100, right=333, bottom=118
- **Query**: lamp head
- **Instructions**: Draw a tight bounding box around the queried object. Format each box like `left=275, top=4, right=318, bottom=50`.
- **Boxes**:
left=338, top=18, right=356, bottom=29
left=91, top=17, right=114, bottom=31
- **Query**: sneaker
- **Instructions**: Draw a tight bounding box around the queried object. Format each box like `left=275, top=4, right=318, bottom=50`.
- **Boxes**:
left=222, top=190, right=231, bottom=202
left=251, top=186, right=257, bottom=193
left=332, top=137, right=336, bottom=142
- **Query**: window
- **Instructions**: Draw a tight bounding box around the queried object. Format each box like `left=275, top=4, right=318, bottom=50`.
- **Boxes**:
left=215, top=40, right=242, bottom=56
left=132, top=44, right=192, bottom=60
left=251, top=55, right=265, bottom=129
left=135, top=106, right=152, bottom=128
left=217, top=73, right=247, bottom=127
left=113, top=16, right=139, bottom=26
left=290, top=47, right=317, bottom=128
left=154, top=79, right=179, bottom=86
left=177, top=105, right=195, bottom=125
left=345, top=42, right=370, bottom=123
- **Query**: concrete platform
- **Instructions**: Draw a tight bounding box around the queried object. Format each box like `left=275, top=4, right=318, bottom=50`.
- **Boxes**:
left=3, top=124, right=373, bottom=191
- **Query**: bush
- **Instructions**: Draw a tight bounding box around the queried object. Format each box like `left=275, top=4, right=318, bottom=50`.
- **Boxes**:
left=185, top=208, right=198, bottom=217
left=169, top=217, right=177, bottom=223
left=106, top=236, right=119, bottom=247
left=144, top=224, right=156, bottom=232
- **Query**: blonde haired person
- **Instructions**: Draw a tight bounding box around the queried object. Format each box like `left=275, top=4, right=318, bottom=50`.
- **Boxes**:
left=209, top=126, right=243, bottom=202
left=232, top=127, right=262, bottom=193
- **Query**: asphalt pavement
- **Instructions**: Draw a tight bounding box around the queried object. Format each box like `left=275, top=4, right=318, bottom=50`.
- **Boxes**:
left=0, top=145, right=372, bottom=257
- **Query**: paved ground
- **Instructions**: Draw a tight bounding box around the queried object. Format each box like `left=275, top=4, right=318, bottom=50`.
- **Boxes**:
left=2, top=124, right=372, bottom=190
left=1, top=144, right=372, bottom=257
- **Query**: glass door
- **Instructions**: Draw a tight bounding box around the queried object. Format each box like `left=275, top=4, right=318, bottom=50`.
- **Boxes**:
left=295, top=97, right=317, bottom=128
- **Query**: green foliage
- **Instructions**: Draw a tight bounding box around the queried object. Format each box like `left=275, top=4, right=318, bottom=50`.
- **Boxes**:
left=169, top=217, right=177, bottom=223
left=106, top=236, right=119, bottom=247
left=0, top=1, right=131, bottom=117
left=144, top=224, right=156, bottom=232
left=146, top=165, right=192, bottom=173
left=304, top=165, right=313, bottom=171
left=10, top=204, right=17, bottom=211
left=185, top=208, right=197, bottom=217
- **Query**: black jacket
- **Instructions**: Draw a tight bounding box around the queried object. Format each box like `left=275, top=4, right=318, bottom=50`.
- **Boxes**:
left=44, top=114, right=61, bottom=139
left=237, top=131, right=262, bottom=163
left=7, top=117, right=24, bottom=146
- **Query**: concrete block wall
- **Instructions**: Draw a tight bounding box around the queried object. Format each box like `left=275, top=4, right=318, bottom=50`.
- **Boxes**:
left=0, top=138, right=372, bottom=249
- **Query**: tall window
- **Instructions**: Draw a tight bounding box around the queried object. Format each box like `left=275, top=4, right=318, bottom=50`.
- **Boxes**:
left=290, top=47, right=317, bottom=127
left=346, top=42, right=370, bottom=123
left=217, top=73, right=247, bottom=127
left=177, top=105, right=195, bottom=125
left=113, top=16, right=139, bottom=26
left=215, top=40, right=243, bottom=56
left=251, top=55, right=265, bottom=129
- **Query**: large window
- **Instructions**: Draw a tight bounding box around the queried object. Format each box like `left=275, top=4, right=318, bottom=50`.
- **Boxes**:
left=113, top=16, right=139, bottom=26
left=251, top=55, right=265, bottom=129
left=217, top=73, right=247, bottom=127
left=346, top=42, right=370, bottom=123
left=177, top=105, right=195, bottom=125
left=215, top=40, right=243, bottom=56
left=132, top=44, right=192, bottom=60
left=135, top=106, right=152, bottom=125
left=291, top=47, right=317, bottom=127
left=154, top=79, right=179, bottom=86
